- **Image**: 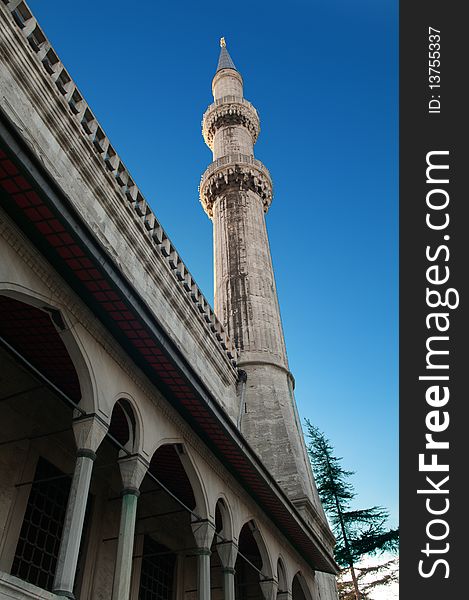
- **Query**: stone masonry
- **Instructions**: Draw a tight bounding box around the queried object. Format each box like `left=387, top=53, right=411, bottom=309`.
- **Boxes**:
left=200, top=41, right=330, bottom=538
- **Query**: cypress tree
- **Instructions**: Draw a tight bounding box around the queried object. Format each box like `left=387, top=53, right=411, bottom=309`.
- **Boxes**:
left=305, top=420, right=398, bottom=599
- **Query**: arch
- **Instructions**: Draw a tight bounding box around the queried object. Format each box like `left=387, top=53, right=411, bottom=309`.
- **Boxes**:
left=234, top=520, right=274, bottom=600
left=108, top=393, right=143, bottom=455
left=292, top=572, right=313, bottom=600
left=0, top=288, right=96, bottom=412
left=237, top=519, right=274, bottom=579
left=277, top=556, right=289, bottom=593
left=149, top=441, right=209, bottom=519
left=214, top=496, right=233, bottom=541
left=108, top=398, right=136, bottom=453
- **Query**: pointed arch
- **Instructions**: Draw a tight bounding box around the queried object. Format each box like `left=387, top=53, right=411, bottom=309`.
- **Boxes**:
left=149, top=441, right=209, bottom=519
left=108, top=395, right=142, bottom=455
left=277, top=556, right=288, bottom=593
left=292, top=572, right=313, bottom=600
left=214, top=496, right=233, bottom=540
left=108, top=393, right=143, bottom=455
left=0, top=287, right=96, bottom=412
left=237, top=519, right=274, bottom=579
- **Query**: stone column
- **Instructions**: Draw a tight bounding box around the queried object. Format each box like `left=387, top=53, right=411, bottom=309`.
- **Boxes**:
left=191, top=520, right=216, bottom=600
left=129, top=534, right=144, bottom=600
left=112, top=454, right=149, bottom=600
left=216, top=541, right=238, bottom=600
left=259, top=578, right=278, bottom=600
left=53, top=413, right=108, bottom=598
left=277, top=591, right=292, bottom=600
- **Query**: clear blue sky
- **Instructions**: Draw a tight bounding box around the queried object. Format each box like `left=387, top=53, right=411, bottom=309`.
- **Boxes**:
left=27, top=1, right=398, bottom=526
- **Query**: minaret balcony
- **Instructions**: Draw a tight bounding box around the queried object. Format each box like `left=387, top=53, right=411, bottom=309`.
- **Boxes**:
left=202, top=97, right=260, bottom=150
left=199, top=154, right=273, bottom=217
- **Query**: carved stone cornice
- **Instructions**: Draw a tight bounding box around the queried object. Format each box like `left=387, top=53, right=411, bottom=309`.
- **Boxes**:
left=199, top=154, right=273, bottom=217
left=202, top=97, right=260, bottom=150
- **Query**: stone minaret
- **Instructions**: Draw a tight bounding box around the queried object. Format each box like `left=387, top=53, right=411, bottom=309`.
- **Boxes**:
left=200, top=40, right=329, bottom=531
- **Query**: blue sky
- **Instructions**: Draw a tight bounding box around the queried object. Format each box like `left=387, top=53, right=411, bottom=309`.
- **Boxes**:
left=27, top=1, right=398, bottom=526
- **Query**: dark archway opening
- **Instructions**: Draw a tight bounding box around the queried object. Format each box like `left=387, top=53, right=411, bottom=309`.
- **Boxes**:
left=292, top=574, right=309, bottom=600
left=210, top=501, right=230, bottom=600
left=132, top=444, right=203, bottom=600
left=108, top=398, right=136, bottom=450
left=277, top=559, right=288, bottom=595
left=235, top=522, right=265, bottom=600
left=0, top=295, right=81, bottom=401
left=0, top=296, right=83, bottom=594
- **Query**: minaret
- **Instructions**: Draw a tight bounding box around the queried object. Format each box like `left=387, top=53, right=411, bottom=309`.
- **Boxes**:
left=200, top=40, right=329, bottom=531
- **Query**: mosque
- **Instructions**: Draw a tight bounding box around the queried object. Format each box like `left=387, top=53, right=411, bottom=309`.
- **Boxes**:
left=0, top=3, right=339, bottom=599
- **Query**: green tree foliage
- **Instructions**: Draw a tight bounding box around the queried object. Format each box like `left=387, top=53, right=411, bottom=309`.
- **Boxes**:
left=305, top=420, right=398, bottom=599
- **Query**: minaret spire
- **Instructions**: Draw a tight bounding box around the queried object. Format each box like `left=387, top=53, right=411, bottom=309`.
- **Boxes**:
left=200, top=42, right=330, bottom=533
left=216, top=37, right=237, bottom=73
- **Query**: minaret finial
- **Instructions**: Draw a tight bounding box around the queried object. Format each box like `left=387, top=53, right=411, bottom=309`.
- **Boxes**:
left=220, top=37, right=226, bottom=48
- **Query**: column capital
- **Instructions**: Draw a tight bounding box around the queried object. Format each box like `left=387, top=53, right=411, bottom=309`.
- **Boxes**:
left=72, top=412, right=108, bottom=453
left=191, top=519, right=216, bottom=550
left=118, top=454, right=149, bottom=491
left=259, top=578, right=278, bottom=600
left=215, top=540, right=238, bottom=570
left=277, top=591, right=293, bottom=600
